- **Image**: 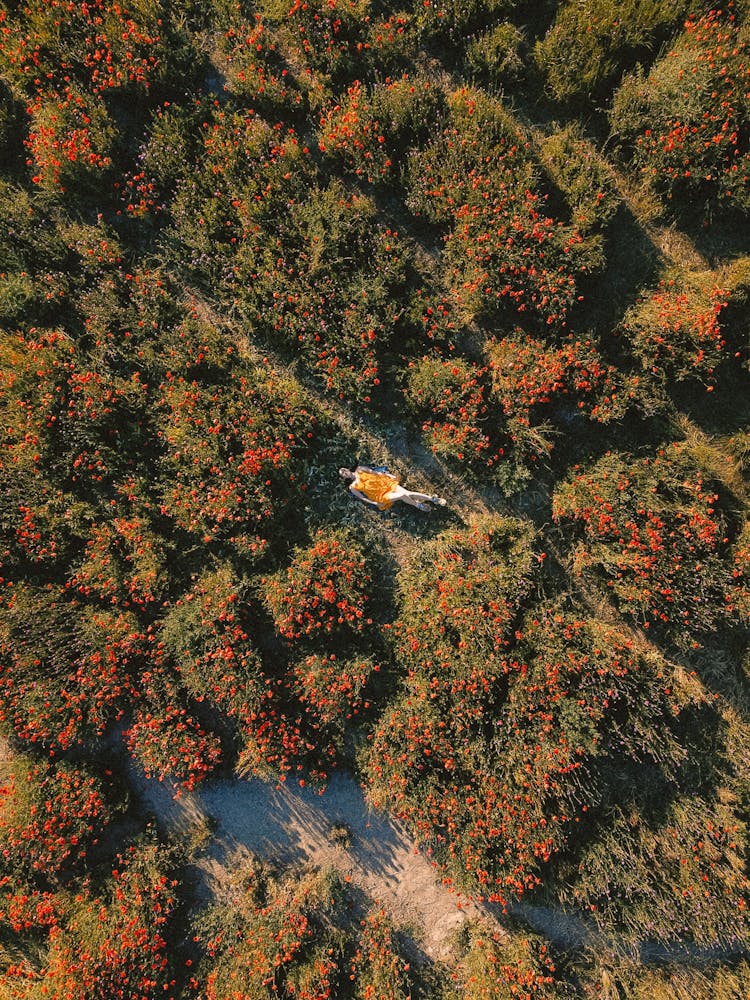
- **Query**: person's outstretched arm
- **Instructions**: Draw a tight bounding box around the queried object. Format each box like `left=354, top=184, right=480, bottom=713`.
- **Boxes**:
left=349, top=485, right=381, bottom=507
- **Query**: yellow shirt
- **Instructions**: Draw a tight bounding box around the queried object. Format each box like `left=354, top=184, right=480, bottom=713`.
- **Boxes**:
left=354, top=470, right=400, bottom=509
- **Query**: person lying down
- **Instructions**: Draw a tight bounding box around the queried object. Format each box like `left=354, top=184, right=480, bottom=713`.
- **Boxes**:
left=339, top=465, right=447, bottom=512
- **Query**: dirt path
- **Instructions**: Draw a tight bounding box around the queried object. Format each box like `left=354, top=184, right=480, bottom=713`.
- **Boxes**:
left=129, top=763, right=493, bottom=960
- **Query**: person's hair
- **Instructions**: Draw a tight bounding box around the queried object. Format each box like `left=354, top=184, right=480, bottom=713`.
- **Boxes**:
left=338, top=467, right=356, bottom=481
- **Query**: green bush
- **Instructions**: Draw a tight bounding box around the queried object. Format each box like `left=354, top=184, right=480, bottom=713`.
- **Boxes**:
left=535, top=0, right=688, bottom=104
left=451, top=922, right=567, bottom=1000
left=235, top=181, right=408, bottom=403
left=0, top=756, right=114, bottom=876
left=406, top=89, right=586, bottom=329
left=564, top=795, right=749, bottom=948
left=552, top=445, right=737, bottom=642
left=261, top=529, right=373, bottom=644
left=464, top=22, right=527, bottom=90
left=619, top=270, right=730, bottom=384
left=538, top=123, right=620, bottom=233
left=403, top=354, right=504, bottom=470
left=609, top=9, right=750, bottom=217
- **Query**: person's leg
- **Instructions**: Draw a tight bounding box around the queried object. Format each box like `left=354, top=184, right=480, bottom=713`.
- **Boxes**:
left=388, top=485, right=445, bottom=509
left=399, top=493, right=431, bottom=511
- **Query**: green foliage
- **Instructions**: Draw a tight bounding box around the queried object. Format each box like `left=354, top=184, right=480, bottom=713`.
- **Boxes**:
left=464, top=22, right=527, bottom=90
left=535, top=0, right=688, bottom=104
left=235, top=180, right=408, bottom=403
left=0, top=842, right=179, bottom=999
left=160, top=564, right=264, bottom=720
left=394, top=514, right=537, bottom=669
left=564, top=794, right=749, bottom=948
left=450, top=922, right=566, bottom=999
left=588, top=958, right=750, bottom=1000
left=487, top=332, right=627, bottom=458
left=0, top=0, right=749, bottom=991
left=538, top=124, right=620, bottom=233
left=407, top=88, right=589, bottom=329
left=552, top=445, right=738, bottom=642
left=195, top=862, right=412, bottom=1000
left=262, top=528, right=374, bottom=644
left=157, top=357, right=316, bottom=553
left=619, top=269, right=730, bottom=383
left=0, top=755, right=114, bottom=877
left=403, top=354, right=503, bottom=470
left=366, top=585, right=692, bottom=907
left=610, top=9, right=750, bottom=216
left=0, top=583, right=145, bottom=752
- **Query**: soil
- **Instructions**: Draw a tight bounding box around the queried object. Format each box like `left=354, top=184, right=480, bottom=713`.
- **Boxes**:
left=128, top=761, right=495, bottom=961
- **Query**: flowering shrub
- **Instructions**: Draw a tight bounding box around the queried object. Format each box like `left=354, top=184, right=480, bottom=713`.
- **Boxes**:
left=0, top=0, right=163, bottom=99
left=349, top=908, right=412, bottom=1000
left=262, top=530, right=373, bottom=642
left=404, top=355, right=503, bottom=469
left=17, top=843, right=178, bottom=1000
left=730, top=519, right=750, bottom=624
left=196, top=865, right=414, bottom=1000
left=0, top=758, right=111, bottom=875
left=487, top=332, right=626, bottom=455
left=69, top=513, right=167, bottom=608
left=407, top=89, right=586, bottom=328
left=538, top=124, right=620, bottom=233
left=25, top=88, right=114, bottom=192
left=236, top=180, right=407, bottom=403
left=166, top=109, right=317, bottom=291
left=454, top=924, right=565, bottom=1000
left=366, top=604, right=687, bottom=907
left=552, top=445, right=735, bottom=638
left=395, top=515, right=537, bottom=669
left=125, top=669, right=223, bottom=793
left=318, top=80, right=393, bottom=183
left=274, top=0, right=371, bottom=94
left=619, top=273, right=729, bottom=383
left=160, top=564, right=266, bottom=722
left=217, top=13, right=306, bottom=115
left=0, top=0, right=167, bottom=195
left=157, top=361, right=316, bottom=552
left=198, top=865, right=345, bottom=999
left=610, top=9, right=750, bottom=215
left=368, top=72, right=443, bottom=147
left=0, top=584, right=144, bottom=752
left=292, top=652, right=376, bottom=732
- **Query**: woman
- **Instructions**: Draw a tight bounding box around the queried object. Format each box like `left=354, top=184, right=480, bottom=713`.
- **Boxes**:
left=339, top=466, right=447, bottom=511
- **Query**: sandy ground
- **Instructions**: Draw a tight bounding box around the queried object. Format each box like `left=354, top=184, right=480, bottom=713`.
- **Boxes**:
left=130, top=764, right=494, bottom=960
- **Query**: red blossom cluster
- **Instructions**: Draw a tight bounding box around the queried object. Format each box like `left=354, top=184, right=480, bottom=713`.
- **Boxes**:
left=455, top=929, right=560, bottom=1000
left=620, top=277, right=728, bottom=382
left=0, top=758, right=110, bottom=874
left=198, top=870, right=410, bottom=1000
left=292, top=652, right=374, bottom=727
left=405, top=355, right=503, bottom=467
left=630, top=8, right=750, bottom=209
left=0, top=845, right=178, bottom=999
left=0, top=582, right=144, bottom=752
left=408, top=91, right=586, bottom=328
left=263, top=532, right=373, bottom=641
left=158, top=367, right=315, bottom=552
left=552, top=445, right=734, bottom=636
left=126, top=698, right=222, bottom=793
left=221, top=15, right=302, bottom=110
left=0, top=0, right=162, bottom=190
left=319, top=80, right=393, bottom=182
left=490, top=334, right=621, bottom=423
